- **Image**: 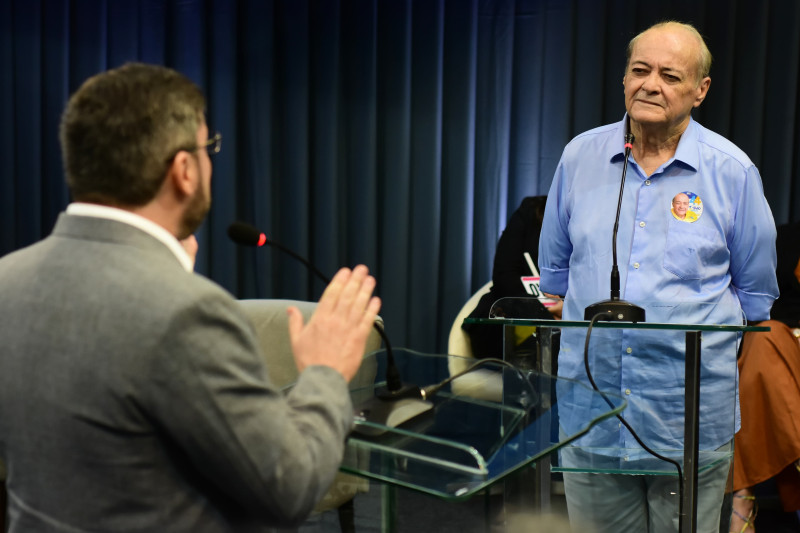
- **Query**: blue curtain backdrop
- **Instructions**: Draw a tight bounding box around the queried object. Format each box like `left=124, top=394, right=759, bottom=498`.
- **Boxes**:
left=2, top=0, right=800, bottom=353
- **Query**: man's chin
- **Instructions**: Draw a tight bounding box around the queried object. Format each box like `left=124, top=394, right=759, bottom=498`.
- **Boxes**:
left=629, top=111, right=666, bottom=126
left=178, top=203, right=211, bottom=240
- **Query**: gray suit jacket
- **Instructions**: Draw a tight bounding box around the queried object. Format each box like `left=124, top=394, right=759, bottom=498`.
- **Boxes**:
left=0, top=214, right=353, bottom=532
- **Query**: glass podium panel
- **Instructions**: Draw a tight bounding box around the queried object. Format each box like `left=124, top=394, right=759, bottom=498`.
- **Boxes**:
left=341, top=347, right=626, bottom=501
left=482, top=297, right=763, bottom=334
left=464, top=297, right=769, bottom=533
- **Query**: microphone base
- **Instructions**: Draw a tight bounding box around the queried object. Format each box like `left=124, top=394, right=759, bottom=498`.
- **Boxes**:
left=584, top=299, right=646, bottom=322
left=375, top=384, right=423, bottom=402
left=351, top=395, right=434, bottom=437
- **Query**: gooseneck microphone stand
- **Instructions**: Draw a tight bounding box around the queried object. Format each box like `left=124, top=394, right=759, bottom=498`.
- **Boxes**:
left=583, top=131, right=646, bottom=322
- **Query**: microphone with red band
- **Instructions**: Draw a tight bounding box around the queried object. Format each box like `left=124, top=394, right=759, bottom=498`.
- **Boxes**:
left=227, top=222, right=330, bottom=288
left=227, top=221, right=431, bottom=435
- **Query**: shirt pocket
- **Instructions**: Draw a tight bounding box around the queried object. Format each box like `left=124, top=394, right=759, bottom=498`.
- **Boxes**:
left=662, top=219, right=722, bottom=280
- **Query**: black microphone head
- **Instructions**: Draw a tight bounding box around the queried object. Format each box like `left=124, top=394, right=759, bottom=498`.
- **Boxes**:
left=227, top=221, right=266, bottom=247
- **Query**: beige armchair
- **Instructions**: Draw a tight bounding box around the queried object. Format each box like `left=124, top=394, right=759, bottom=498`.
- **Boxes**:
left=447, top=282, right=503, bottom=402
left=238, top=299, right=381, bottom=533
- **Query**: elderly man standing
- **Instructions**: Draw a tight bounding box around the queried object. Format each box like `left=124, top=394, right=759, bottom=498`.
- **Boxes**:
left=0, top=63, right=381, bottom=532
left=539, top=22, right=778, bottom=533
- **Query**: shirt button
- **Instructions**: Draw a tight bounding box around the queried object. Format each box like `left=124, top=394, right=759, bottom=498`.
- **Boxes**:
left=639, top=221, right=646, bottom=228
left=626, top=347, right=632, bottom=354
left=645, top=180, right=651, bottom=185
left=633, top=262, right=640, bottom=269
left=625, top=389, right=631, bottom=395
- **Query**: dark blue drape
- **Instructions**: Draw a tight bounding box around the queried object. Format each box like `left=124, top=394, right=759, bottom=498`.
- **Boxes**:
left=2, top=0, right=800, bottom=353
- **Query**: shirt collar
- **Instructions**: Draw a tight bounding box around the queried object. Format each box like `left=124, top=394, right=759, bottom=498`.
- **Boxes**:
left=607, top=115, right=631, bottom=163
left=672, top=118, right=700, bottom=171
left=65, top=203, right=194, bottom=272
left=609, top=114, right=700, bottom=172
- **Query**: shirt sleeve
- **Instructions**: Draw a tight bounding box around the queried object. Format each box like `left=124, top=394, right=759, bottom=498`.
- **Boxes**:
left=728, top=164, right=779, bottom=321
left=538, top=159, right=573, bottom=297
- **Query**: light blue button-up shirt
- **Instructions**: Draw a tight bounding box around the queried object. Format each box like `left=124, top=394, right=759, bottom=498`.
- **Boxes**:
left=539, top=116, right=778, bottom=455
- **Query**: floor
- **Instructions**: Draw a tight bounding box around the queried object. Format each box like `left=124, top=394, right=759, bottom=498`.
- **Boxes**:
left=290, top=469, right=571, bottom=533
left=291, top=474, right=800, bottom=533
left=296, top=484, right=570, bottom=533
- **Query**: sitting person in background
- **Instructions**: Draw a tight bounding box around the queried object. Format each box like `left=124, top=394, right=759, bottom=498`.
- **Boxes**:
left=461, top=195, right=562, bottom=362
left=732, top=220, right=800, bottom=532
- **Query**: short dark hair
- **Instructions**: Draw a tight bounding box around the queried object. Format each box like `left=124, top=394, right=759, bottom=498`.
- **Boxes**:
left=59, top=63, right=206, bottom=206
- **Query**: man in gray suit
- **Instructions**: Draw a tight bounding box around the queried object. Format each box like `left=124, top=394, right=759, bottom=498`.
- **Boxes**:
left=0, top=63, right=381, bottom=532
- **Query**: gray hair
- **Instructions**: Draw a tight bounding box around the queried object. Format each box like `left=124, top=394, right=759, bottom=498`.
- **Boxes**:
left=626, top=21, right=712, bottom=85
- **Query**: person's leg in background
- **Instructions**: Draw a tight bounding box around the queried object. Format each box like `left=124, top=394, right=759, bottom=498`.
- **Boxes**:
left=562, top=471, right=648, bottom=532
left=647, top=444, right=731, bottom=533
left=563, top=446, right=730, bottom=533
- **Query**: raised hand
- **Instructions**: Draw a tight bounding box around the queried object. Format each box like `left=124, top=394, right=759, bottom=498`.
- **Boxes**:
left=287, top=265, right=381, bottom=382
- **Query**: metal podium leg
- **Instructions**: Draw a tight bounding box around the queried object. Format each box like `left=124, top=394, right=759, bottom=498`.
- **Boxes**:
left=502, top=325, right=555, bottom=515
left=533, top=326, right=555, bottom=512
left=381, top=484, right=396, bottom=533
left=682, top=331, right=701, bottom=533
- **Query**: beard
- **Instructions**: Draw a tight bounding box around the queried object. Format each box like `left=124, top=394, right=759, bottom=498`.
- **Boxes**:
left=178, top=183, right=211, bottom=239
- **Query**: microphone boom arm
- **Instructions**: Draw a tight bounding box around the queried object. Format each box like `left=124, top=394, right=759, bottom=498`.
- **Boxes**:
left=609, top=133, right=633, bottom=301
left=583, top=132, right=646, bottom=323
left=227, top=221, right=410, bottom=394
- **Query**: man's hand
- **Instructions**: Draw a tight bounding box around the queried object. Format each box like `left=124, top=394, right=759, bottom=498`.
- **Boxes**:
left=287, top=265, right=381, bottom=382
left=543, top=293, right=563, bottom=320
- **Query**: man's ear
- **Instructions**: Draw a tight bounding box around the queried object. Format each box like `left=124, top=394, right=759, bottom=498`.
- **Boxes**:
left=166, top=150, right=197, bottom=198
left=693, top=76, right=711, bottom=108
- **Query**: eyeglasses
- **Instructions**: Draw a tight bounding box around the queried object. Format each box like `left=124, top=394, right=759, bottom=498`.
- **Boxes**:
left=201, top=132, right=222, bottom=156
left=165, top=132, right=222, bottom=165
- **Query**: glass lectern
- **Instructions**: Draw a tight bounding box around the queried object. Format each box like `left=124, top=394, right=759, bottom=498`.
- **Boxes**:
left=463, top=297, right=769, bottom=533
left=340, top=347, right=626, bottom=532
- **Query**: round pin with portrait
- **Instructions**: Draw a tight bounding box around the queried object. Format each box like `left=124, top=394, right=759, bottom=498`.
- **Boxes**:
left=670, top=191, right=702, bottom=223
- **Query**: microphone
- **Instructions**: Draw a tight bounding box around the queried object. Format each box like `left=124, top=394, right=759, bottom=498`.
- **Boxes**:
left=228, top=222, right=331, bottom=288
left=583, top=126, right=646, bottom=322
left=227, top=221, right=432, bottom=433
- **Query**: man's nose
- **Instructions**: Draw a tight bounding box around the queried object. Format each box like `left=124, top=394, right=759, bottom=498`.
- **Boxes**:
left=641, top=72, right=660, bottom=92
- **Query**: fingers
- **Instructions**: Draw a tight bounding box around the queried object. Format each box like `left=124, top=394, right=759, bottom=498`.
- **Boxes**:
left=286, top=306, right=305, bottom=347
left=286, top=265, right=380, bottom=381
left=314, top=267, right=354, bottom=316
left=286, top=305, right=303, bottom=335
left=345, top=272, right=376, bottom=324
left=317, top=265, right=374, bottom=318
left=361, top=295, right=382, bottom=333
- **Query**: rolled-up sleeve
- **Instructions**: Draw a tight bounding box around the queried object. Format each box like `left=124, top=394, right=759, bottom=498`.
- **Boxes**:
left=539, top=160, right=573, bottom=297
